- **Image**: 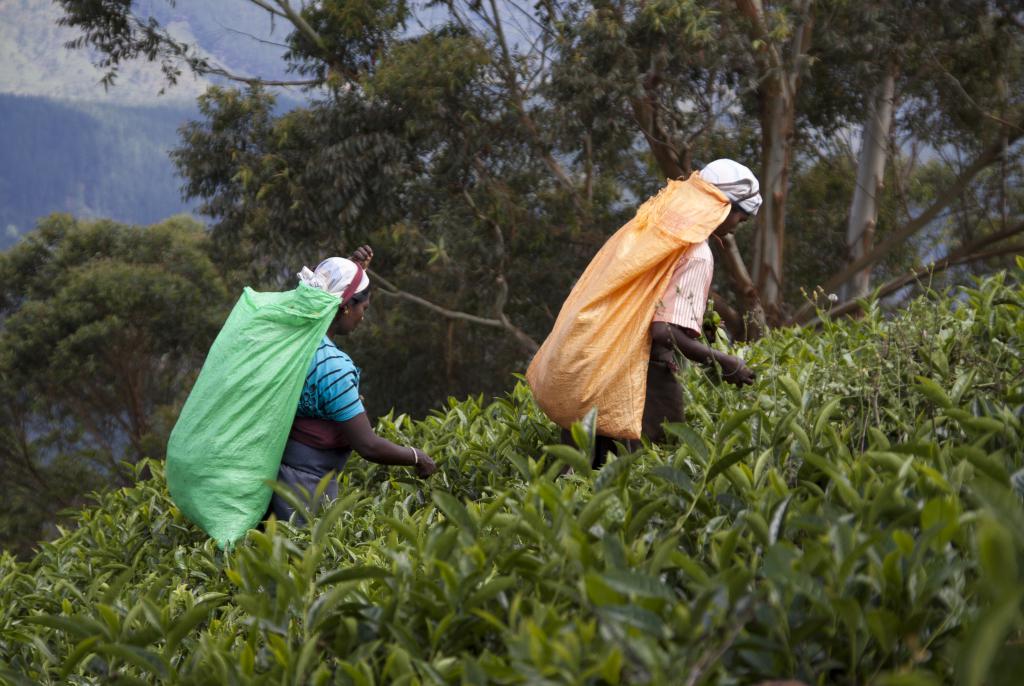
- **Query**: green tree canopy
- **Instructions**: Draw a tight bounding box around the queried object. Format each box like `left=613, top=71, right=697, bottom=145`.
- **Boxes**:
left=0, top=214, right=231, bottom=555
left=52, top=0, right=1024, bottom=410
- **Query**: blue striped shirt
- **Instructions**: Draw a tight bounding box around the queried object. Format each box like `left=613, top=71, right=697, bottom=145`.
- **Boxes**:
left=296, top=337, right=364, bottom=422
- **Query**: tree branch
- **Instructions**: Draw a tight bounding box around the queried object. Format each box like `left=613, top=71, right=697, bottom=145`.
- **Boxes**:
left=462, top=186, right=506, bottom=271
left=583, top=132, right=594, bottom=203
left=709, top=290, right=743, bottom=337
left=811, top=221, right=1024, bottom=323
left=484, top=0, right=585, bottom=211
left=214, top=20, right=293, bottom=50
left=995, top=0, right=1024, bottom=32
left=459, top=182, right=540, bottom=352
left=494, top=276, right=542, bottom=353
left=369, top=269, right=539, bottom=354
left=248, top=0, right=289, bottom=20
left=787, top=0, right=814, bottom=98
left=926, top=49, right=1024, bottom=131
left=6, top=414, right=52, bottom=493
left=790, top=117, right=1024, bottom=324
left=199, top=64, right=323, bottom=87
left=630, top=48, right=686, bottom=179
left=275, top=0, right=327, bottom=53
left=711, top=234, right=767, bottom=340
left=735, top=0, right=784, bottom=74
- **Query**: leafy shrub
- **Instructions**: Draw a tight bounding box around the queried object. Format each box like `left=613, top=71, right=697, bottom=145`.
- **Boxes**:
left=2, top=265, right=1023, bottom=685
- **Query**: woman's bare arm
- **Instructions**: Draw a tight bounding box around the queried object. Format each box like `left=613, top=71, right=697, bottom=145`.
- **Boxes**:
left=335, top=412, right=436, bottom=476
left=650, top=322, right=755, bottom=386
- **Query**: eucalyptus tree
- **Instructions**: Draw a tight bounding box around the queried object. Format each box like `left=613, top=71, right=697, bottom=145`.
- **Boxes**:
left=790, top=0, right=1024, bottom=322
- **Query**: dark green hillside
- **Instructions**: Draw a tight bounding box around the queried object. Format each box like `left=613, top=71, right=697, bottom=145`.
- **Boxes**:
left=1, top=266, right=1022, bottom=685
left=0, top=95, right=197, bottom=248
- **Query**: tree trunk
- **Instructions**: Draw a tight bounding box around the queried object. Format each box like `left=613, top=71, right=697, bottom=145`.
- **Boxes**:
left=788, top=109, right=1024, bottom=325
left=631, top=46, right=687, bottom=181
left=753, top=83, right=796, bottom=322
left=841, top=60, right=897, bottom=302
left=711, top=235, right=767, bottom=340
left=737, top=0, right=814, bottom=326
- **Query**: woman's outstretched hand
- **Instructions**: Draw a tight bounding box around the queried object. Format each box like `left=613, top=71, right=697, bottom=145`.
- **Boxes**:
left=413, top=449, right=437, bottom=478
left=720, top=354, right=756, bottom=386
left=349, top=245, right=374, bottom=269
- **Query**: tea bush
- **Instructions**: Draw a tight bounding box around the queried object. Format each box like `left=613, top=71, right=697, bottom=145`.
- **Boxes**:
left=2, top=265, right=1023, bottom=685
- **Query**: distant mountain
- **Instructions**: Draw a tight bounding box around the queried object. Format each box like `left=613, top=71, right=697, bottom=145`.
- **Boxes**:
left=0, top=94, right=198, bottom=249
left=0, top=0, right=207, bottom=105
left=0, top=0, right=309, bottom=105
left=131, top=0, right=299, bottom=86
left=0, top=0, right=310, bottom=249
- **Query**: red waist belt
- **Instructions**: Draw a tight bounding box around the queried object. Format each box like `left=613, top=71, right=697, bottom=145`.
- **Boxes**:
left=289, top=416, right=351, bottom=451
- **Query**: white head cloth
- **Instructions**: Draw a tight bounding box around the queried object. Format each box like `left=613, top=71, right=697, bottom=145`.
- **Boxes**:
left=297, top=257, right=370, bottom=301
left=699, top=159, right=762, bottom=215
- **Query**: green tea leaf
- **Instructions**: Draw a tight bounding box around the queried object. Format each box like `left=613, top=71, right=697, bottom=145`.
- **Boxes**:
left=584, top=573, right=625, bottom=606
left=467, top=576, right=516, bottom=608
left=649, top=466, right=694, bottom=494
left=315, top=566, right=391, bottom=587
left=432, top=491, right=479, bottom=535
left=768, top=496, right=792, bottom=545
left=601, top=569, right=674, bottom=601
left=598, top=604, right=669, bottom=638
left=23, top=614, right=109, bottom=641
left=779, top=374, right=803, bottom=407
left=956, top=446, right=1010, bottom=483
left=163, top=599, right=225, bottom=656
left=95, top=643, right=169, bottom=679
left=311, top=495, right=350, bottom=546
left=570, top=407, right=598, bottom=458
left=913, top=376, right=952, bottom=408
left=1012, top=468, right=1024, bottom=499
left=957, top=589, right=1024, bottom=686
left=542, top=444, right=592, bottom=476
left=718, top=408, right=757, bottom=442
left=707, top=447, right=755, bottom=482
left=578, top=490, right=617, bottom=531
left=663, top=423, right=709, bottom=463
left=874, top=671, right=941, bottom=686
left=813, top=398, right=841, bottom=440
left=977, top=518, right=1018, bottom=595
left=59, top=635, right=102, bottom=679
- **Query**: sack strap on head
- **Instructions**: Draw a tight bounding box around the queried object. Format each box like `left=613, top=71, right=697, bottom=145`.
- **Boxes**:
left=340, top=264, right=365, bottom=306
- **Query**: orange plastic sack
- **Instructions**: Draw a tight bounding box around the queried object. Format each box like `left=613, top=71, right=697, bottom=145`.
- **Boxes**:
left=526, top=172, right=730, bottom=439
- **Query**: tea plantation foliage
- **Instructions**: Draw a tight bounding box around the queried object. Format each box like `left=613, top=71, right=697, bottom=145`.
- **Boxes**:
left=2, top=267, right=1023, bottom=685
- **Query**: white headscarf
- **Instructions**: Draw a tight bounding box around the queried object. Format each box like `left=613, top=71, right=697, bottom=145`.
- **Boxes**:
left=699, top=159, right=762, bottom=215
left=297, top=257, right=370, bottom=302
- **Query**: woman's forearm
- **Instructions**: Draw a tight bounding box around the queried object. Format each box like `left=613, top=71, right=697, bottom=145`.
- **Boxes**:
left=356, top=435, right=419, bottom=466
left=651, top=322, right=727, bottom=366
left=650, top=321, right=756, bottom=386
left=677, top=335, right=734, bottom=368
left=339, top=413, right=420, bottom=466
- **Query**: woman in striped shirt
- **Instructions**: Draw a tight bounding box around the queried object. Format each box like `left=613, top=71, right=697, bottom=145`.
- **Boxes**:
left=268, top=246, right=437, bottom=523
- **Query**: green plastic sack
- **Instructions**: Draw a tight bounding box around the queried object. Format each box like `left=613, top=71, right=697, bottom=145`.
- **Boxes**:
left=167, top=284, right=339, bottom=546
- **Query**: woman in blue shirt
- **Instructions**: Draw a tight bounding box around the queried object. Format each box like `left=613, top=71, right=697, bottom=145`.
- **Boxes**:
left=268, top=246, right=437, bottom=522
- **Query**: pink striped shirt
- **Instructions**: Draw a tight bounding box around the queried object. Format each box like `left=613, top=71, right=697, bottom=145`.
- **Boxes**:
left=652, top=241, right=713, bottom=335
